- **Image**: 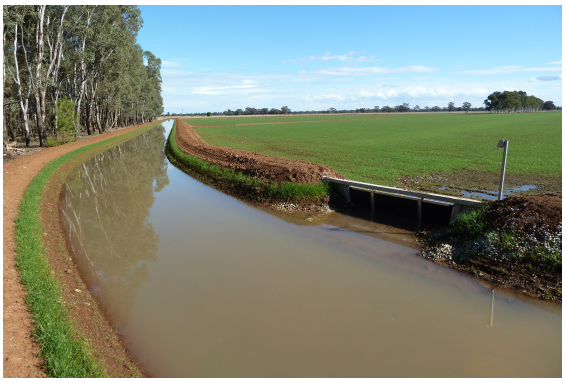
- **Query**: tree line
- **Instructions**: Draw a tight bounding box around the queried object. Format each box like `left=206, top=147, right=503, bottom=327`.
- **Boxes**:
left=177, top=91, right=560, bottom=117
left=171, top=102, right=482, bottom=117
left=3, top=5, right=163, bottom=147
left=483, top=90, right=558, bottom=113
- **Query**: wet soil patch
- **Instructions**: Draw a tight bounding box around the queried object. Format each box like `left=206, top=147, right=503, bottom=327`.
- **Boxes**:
left=398, top=169, right=561, bottom=198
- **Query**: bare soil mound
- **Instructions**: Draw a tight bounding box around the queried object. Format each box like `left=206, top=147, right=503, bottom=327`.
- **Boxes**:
left=485, top=193, right=562, bottom=237
left=422, top=193, right=562, bottom=302
left=174, top=119, right=345, bottom=184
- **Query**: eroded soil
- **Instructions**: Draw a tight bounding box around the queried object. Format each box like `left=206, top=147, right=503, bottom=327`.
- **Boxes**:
left=175, top=119, right=345, bottom=184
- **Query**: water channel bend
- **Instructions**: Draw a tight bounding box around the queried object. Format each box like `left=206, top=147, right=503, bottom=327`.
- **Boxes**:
left=60, top=120, right=561, bottom=378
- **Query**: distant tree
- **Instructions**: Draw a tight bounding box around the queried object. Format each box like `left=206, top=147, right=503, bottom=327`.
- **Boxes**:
left=424, top=106, right=430, bottom=112
left=206, top=112, right=211, bottom=117
left=413, top=105, right=420, bottom=111
left=281, top=106, right=290, bottom=114
left=381, top=105, right=394, bottom=113
left=543, top=101, right=556, bottom=110
left=269, top=108, right=281, bottom=114
left=374, top=105, right=379, bottom=112
left=447, top=102, right=456, bottom=112
left=485, top=90, right=543, bottom=113
left=432, top=106, right=441, bottom=112
left=462, top=102, right=472, bottom=112
left=244, top=107, right=257, bottom=115
left=235, top=108, right=244, bottom=115
left=328, top=107, right=337, bottom=113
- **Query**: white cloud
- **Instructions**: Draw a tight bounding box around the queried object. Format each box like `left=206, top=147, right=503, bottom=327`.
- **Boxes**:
left=191, top=82, right=268, bottom=95
left=529, top=75, right=562, bottom=82
left=305, top=86, right=490, bottom=106
left=303, top=93, right=356, bottom=102
left=161, top=60, right=184, bottom=68
left=308, top=65, right=438, bottom=76
left=455, top=65, right=562, bottom=75
left=286, top=51, right=378, bottom=64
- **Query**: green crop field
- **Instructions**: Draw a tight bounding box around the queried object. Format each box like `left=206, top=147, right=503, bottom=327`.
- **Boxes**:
left=187, top=112, right=562, bottom=186
left=185, top=113, right=401, bottom=126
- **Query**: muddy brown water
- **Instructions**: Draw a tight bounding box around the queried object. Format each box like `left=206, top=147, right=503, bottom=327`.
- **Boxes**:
left=60, top=120, right=561, bottom=378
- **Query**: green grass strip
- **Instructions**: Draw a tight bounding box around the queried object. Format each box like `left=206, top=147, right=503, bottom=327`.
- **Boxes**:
left=166, top=121, right=330, bottom=203
left=14, top=121, right=161, bottom=377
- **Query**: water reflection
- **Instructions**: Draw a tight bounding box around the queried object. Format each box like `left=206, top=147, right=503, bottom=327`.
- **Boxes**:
left=59, top=121, right=561, bottom=378
left=61, top=126, right=169, bottom=325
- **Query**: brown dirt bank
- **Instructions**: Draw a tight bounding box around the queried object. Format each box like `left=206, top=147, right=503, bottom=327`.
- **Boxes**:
left=3, top=122, right=158, bottom=378
left=175, top=118, right=345, bottom=184
left=421, top=193, right=562, bottom=302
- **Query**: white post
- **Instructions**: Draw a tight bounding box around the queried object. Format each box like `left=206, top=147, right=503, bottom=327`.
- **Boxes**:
left=490, top=289, right=495, bottom=327
left=498, top=140, right=509, bottom=200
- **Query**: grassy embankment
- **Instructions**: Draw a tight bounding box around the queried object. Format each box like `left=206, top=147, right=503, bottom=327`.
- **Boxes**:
left=188, top=112, right=561, bottom=185
left=14, top=121, right=161, bottom=377
left=165, top=120, right=330, bottom=204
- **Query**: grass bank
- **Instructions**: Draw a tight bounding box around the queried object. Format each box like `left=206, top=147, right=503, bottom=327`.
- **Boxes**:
left=14, top=121, right=161, bottom=377
left=166, top=120, right=331, bottom=205
left=190, top=112, right=562, bottom=185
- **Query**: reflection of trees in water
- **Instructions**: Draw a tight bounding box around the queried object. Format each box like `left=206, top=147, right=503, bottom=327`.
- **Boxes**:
left=61, top=126, right=168, bottom=325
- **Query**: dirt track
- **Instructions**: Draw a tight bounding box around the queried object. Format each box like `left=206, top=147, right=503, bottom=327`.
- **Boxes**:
left=175, top=119, right=345, bottom=183
left=3, top=123, right=153, bottom=378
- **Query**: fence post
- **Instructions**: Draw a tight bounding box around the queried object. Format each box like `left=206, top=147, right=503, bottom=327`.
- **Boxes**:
left=498, top=140, right=508, bottom=200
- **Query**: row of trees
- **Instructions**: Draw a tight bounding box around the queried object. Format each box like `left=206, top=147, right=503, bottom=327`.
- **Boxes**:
left=221, top=106, right=291, bottom=116
left=173, top=103, right=487, bottom=117
left=483, top=91, right=548, bottom=113
left=3, top=5, right=163, bottom=147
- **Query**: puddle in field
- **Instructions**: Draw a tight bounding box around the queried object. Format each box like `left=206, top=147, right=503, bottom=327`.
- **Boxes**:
left=440, top=185, right=538, bottom=200
left=60, top=120, right=561, bottom=378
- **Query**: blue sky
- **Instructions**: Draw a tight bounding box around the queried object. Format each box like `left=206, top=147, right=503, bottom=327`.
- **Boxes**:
left=136, top=4, right=562, bottom=114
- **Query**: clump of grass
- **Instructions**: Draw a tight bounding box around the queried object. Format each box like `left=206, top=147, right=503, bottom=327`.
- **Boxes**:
left=14, top=121, right=160, bottom=377
left=166, top=121, right=330, bottom=204
left=45, top=136, right=77, bottom=147
left=445, top=205, right=488, bottom=240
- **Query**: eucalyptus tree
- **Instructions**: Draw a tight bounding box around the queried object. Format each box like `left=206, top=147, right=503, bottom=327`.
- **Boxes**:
left=30, top=5, right=68, bottom=146
left=4, top=5, right=36, bottom=145
left=3, top=5, right=163, bottom=146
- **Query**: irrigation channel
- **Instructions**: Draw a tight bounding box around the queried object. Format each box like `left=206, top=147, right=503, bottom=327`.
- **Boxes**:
left=60, top=120, right=561, bottom=378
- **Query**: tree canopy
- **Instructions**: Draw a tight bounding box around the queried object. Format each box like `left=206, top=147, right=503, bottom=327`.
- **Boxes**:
left=483, top=91, right=544, bottom=113
left=3, top=5, right=163, bottom=147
